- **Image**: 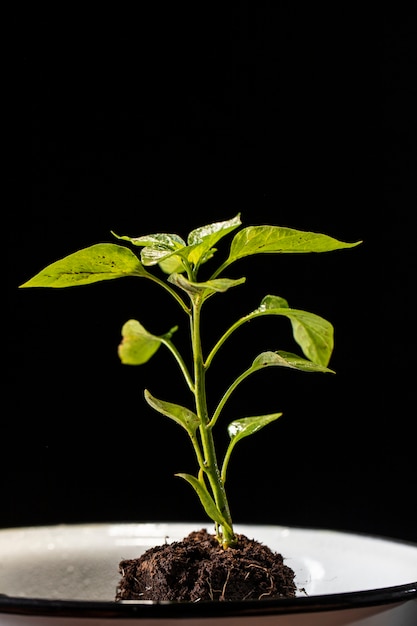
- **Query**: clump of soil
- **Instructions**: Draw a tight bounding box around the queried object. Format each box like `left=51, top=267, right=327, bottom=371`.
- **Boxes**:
left=116, top=528, right=296, bottom=602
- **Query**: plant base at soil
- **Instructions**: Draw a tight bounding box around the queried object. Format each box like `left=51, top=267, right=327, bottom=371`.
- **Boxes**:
left=116, top=528, right=296, bottom=602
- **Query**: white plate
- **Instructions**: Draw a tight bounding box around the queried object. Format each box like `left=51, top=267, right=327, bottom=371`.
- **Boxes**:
left=0, top=522, right=416, bottom=625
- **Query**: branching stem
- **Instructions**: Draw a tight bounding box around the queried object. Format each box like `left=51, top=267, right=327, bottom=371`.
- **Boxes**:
left=191, top=295, right=236, bottom=548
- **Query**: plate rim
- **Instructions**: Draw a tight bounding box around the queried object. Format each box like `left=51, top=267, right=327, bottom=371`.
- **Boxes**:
left=1, top=582, right=416, bottom=618
left=1, top=522, right=416, bottom=618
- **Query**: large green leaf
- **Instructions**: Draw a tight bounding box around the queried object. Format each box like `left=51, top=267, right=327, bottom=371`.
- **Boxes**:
left=253, top=295, right=334, bottom=366
left=19, top=244, right=146, bottom=288
left=144, top=390, right=200, bottom=436
left=175, top=472, right=232, bottom=531
left=118, top=320, right=177, bottom=365
left=227, top=226, right=362, bottom=264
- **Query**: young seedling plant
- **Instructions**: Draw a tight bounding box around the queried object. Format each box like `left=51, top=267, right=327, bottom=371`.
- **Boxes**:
left=20, top=214, right=361, bottom=549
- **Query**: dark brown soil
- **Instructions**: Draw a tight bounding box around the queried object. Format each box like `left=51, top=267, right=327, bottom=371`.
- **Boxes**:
left=115, top=528, right=296, bottom=602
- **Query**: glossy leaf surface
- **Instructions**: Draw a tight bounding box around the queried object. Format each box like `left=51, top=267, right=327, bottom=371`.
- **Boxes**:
left=252, top=350, right=335, bottom=373
left=221, top=413, right=283, bottom=484
left=227, top=413, right=283, bottom=446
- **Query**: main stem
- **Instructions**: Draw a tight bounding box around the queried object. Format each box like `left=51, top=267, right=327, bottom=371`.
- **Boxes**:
left=192, top=296, right=236, bottom=548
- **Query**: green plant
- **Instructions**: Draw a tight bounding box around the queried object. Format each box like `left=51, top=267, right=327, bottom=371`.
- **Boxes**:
left=20, top=214, right=361, bottom=548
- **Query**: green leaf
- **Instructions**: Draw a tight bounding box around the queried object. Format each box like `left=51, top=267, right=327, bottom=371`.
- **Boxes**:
left=254, top=295, right=334, bottom=366
left=227, top=226, right=362, bottom=264
left=257, top=295, right=289, bottom=309
left=227, top=413, right=283, bottom=445
left=118, top=320, right=177, bottom=365
left=168, top=273, right=246, bottom=298
left=186, top=213, right=242, bottom=266
left=144, top=390, right=200, bottom=436
left=222, top=413, right=282, bottom=484
left=19, top=244, right=146, bottom=288
left=175, top=472, right=232, bottom=531
left=158, top=255, right=185, bottom=274
left=290, top=312, right=333, bottom=367
left=112, top=231, right=186, bottom=267
left=113, top=215, right=242, bottom=273
left=252, top=350, right=335, bottom=373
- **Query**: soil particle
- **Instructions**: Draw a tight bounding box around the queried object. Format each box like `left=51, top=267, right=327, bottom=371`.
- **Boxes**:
left=116, top=528, right=296, bottom=602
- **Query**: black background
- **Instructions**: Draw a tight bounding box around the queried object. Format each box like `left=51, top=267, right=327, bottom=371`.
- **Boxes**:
left=5, top=5, right=416, bottom=543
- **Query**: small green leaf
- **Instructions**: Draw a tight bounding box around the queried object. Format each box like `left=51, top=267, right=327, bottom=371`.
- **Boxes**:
left=228, top=413, right=283, bottom=445
left=222, top=413, right=282, bottom=484
left=19, top=244, right=147, bottom=288
left=175, top=472, right=232, bottom=531
left=257, top=295, right=289, bottom=310
left=144, top=390, right=200, bottom=436
left=228, top=226, right=362, bottom=264
left=252, top=350, right=335, bottom=373
left=186, top=214, right=242, bottom=266
left=112, top=231, right=186, bottom=266
left=253, top=295, right=334, bottom=366
left=168, top=273, right=246, bottom=298
left=113, top=215, right=242, bottom=272
left=118, top=320, right=177, bottom=365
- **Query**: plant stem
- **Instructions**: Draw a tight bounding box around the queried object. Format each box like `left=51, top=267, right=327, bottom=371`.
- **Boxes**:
left=208, top=367, right=252, bottom=429
left=158, top=337, right=195, bottom=393
left=144, top=272, right=190, bottom=315
left=192, top=296, right=236, bottom=548
left=205, top=311, right=261, bottom=370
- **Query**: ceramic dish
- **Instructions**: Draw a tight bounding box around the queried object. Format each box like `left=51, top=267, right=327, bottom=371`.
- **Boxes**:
left=0, top=522, right=416, bottom=625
